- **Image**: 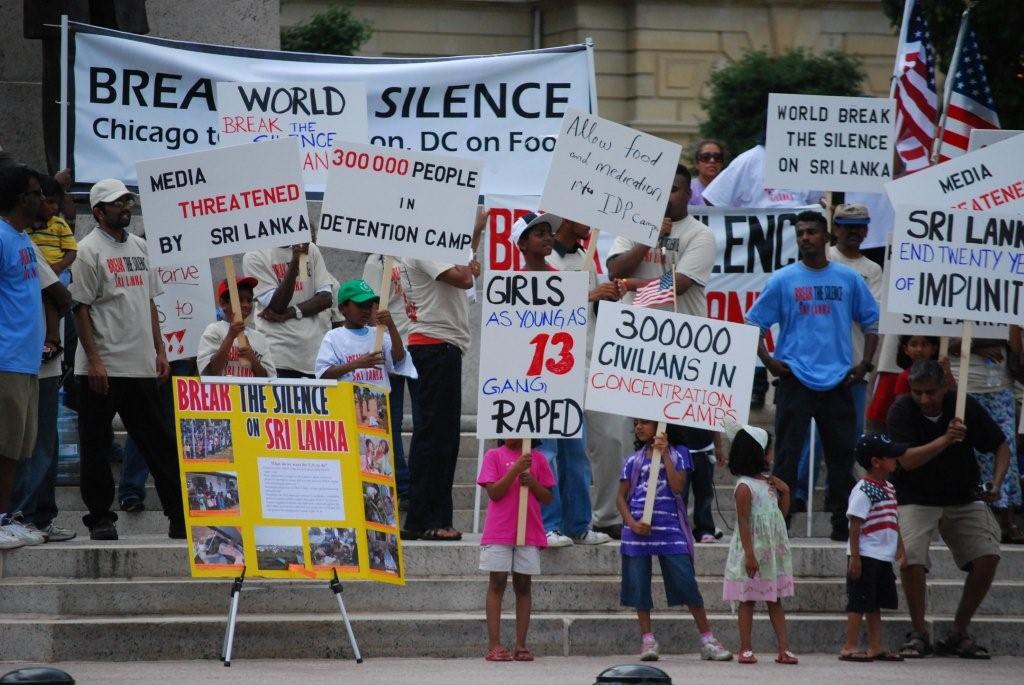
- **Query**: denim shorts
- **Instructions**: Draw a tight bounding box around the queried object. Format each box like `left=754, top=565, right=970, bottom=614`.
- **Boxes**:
left=620, top=553, right=704, bottom=609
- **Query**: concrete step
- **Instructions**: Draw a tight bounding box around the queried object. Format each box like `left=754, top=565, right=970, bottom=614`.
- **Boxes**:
left=2, top=574, right=1019, bottom=618
left=6, top=536, right=1020, bottom=582
left=0, top=611, right=1017, bottom=662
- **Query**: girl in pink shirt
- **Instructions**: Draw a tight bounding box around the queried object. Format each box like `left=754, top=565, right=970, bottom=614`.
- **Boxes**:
left=477, top=439, right=555, bottom=662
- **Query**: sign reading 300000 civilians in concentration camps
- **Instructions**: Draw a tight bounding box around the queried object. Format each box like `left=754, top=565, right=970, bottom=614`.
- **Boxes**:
left=136, top=137, right=309, bottom=267
left=886, top=205, right=1024, bottom=327
left=477, top=271, right=590, bottom=439
left=765, top=93, right=895, bottom=193
left=540, top=108, right=682, bottom=246
left=586, top=302, right=759, bottom=431
left=215, top=81, right=369, bottom=194
left=317, top=142, right=481, bottom=263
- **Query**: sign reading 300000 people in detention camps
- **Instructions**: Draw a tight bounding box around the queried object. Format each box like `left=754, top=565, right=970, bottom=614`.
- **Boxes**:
left=318, top=143, right=481, bottom=263
left=215, top=81, right=369, bottom=194
left=765, top=94, right=895, bottom=193
left=540, top=108, right=682, bottom=247
left=175, top=378, right=404, bottom=583
left=586, top=303, right=759, bottom=431
left=477, top=271, right=590, bottom=439
left=136, top=137, right=309, bottom=267
left=886, top=205, right=1024, bottom=326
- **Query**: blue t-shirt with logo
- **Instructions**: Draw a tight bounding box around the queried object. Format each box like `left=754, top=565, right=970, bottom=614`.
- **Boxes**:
left=0, top=219, right=43, bottom=375
left=746, top=261, right=878, bottom=391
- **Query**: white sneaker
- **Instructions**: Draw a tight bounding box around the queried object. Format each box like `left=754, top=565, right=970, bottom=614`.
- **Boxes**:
left=2, top=516, right=45, bottom=546
left=640, top=636, right=659, bottom=661
left=546, top=531, right=573, bottom=548
left=41, top=523, right=77, bottom=543
left=572, top=530, right=612, bottom=545
left=700, top=638, right=733, bottom=661
left=0, top=526, right=25, bottom=550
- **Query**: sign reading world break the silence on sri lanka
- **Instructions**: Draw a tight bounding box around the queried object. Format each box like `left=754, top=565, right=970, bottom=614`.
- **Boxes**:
left=318, top=142, right=481, bottom=263
left=136, top=137, right=309, bottom=266
left=540, top=108, right=681, bottom=247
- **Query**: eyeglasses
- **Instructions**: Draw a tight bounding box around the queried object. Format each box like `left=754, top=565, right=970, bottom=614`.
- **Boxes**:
left=697, top=152, right=724, bottom=163
left=103, top=197, right=136, bottom=210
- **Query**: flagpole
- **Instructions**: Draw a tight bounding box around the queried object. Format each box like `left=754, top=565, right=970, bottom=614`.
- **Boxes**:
left=889, top=0, right=915, bottom=99
left=929, top=6, right=973, bottom=164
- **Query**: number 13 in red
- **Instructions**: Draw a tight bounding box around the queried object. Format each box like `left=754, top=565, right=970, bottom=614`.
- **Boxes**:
left=526, top=332, right=575, bottom=376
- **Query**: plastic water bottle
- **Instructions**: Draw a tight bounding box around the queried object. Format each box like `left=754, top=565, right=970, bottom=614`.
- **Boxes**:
left=56, top=388, right=80, bottom=485
left=984, top=358, right=1002, bottom=388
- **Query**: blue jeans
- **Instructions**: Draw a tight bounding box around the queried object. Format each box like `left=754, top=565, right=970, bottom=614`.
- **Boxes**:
left=540, top=431, right=592, bottom=538
left=388, top=374, right=410, bottom=498
left=795, top=380, right=866, bottom=503
left=11, top=376, right=60, bottom=528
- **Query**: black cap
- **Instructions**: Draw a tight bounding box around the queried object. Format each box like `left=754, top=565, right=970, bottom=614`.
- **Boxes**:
left=855, top=433, right=907, bottom=470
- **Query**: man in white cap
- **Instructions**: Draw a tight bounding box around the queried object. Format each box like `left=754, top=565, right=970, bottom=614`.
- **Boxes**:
left=69, top=179, right=185, bottom=541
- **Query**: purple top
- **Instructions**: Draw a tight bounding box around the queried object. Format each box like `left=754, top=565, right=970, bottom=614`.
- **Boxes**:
left=619, top=445, right=693, bottom=556
left=689, top=177, right=708, bottom=206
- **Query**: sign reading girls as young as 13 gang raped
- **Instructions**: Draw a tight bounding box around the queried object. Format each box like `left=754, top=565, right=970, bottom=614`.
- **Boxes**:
left=477, top=271, right=590, bottom=439
left=586, top=302, right=760, bottom=431
left=173, top=377, right=404, bottom=584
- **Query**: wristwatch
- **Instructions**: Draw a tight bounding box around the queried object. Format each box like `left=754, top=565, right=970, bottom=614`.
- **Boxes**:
left=292, top=306, right=303, bottom=320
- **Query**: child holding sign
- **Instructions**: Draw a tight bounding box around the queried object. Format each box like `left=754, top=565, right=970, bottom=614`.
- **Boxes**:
left=617, top=419, right=732, bottom=662
left=197, top=277, right=275, bottom=377
left=477, top=438, right=555, bottom=662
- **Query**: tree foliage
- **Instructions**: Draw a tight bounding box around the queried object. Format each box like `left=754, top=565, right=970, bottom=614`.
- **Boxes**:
left=699, top=50, right=865, bottom=158
left=880, top=0, right=1024, bottom=129
left=280, top=3, right=373, bottom=56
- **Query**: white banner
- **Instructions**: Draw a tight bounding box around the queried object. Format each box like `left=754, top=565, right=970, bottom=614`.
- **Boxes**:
left=886, top=205, right=1024, bottom=326
left=154, top=261, right=216, bottom=361
left=136, top=137, right=309, bottom=266
left=539, top=108, right=681, bottom=246
left=586, top=302, right=759, bottom=431
left=215, top=81, right=369, bottom=193
left=765, top=94, right=895, bottom=193
left=884, top=134, right=1024, bottom=212
left=319, top=142, right=481, bottom=263
left=70, top=23, right=594, bottom=195
left=477, top=271, right=589, bottom=438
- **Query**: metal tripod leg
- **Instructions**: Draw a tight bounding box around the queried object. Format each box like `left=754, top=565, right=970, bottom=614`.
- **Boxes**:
left=221, top=567, right=246, bottom=667
left=330, top=569, right=363, bottom=663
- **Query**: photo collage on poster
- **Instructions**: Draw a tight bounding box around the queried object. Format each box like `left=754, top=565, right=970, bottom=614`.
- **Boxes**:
left=355, top=385, right=400, bottom=577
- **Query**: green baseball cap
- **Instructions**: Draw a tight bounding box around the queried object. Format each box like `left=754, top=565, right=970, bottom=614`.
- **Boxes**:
left=337, top=278, right=380, bottom=305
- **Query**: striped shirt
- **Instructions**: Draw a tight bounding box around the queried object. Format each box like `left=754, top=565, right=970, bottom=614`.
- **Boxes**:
left=28, top=216, right=77, bottom=264
left=846, top=477, right=899, bottom=562
left=620, top=446, right=693, bottom=557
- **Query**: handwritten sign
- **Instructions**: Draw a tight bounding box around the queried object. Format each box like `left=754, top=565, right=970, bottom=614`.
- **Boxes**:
left=886, top=205, right=1024, bottom=326
left=540, top=108, right=681, bottom=247
left=318, top=142, right=481, bottom=263
left=215, top=81, right=369, bottom=194
left=477, top=271, right=589, bottom=438
left=764, top=93, right=895, bottom=193
left=154, top=261, right=216, bottom=361
left=136, top=137, right=309, bottom=266
left=586, top=302, right=759, bottom=431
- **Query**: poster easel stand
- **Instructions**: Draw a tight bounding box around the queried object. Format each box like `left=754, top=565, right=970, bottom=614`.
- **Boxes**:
left=219, top=566, right=363, bottom=667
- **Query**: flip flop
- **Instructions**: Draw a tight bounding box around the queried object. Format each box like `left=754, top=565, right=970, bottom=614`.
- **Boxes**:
left=738, top=650, right=757, bottom=664
left=775, top=651, right=798, bottom=665
left=420, top=528, right=460, bottom=541
left=513, top=647, right=535, bottom=661
left=485, top=646, right=513, bottom=662
left=838, top=652, right=873, bottom=662
left=870, top=652, right=904, bottom=662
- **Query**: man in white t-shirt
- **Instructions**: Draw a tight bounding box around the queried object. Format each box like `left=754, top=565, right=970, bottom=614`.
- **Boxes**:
left=196, top=277, right=275, bottom=378
left=69, top=179, right=186, bottom=541
left=243, top=243, right=334, bottom=378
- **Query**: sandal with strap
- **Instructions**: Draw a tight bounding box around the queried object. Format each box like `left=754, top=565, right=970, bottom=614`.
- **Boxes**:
left=838, top=651, right=873, bottom=662
left=420, top=528, right=460, bottom=541
left=485, top=646, right=513, bottom=662
left=775, top=650, right=798, bottom=665
left=898, top=631, right=933, bottom=659
left=738, top=650, right=757, bottom=664
left=935, top=631, right=991, bottom=660
left=513, top=646, right=534, bottom=661
left=870, top=651, right=904, bottom=662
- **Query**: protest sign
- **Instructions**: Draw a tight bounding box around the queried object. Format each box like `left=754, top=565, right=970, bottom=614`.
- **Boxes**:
left=586, top=302, right=759, bottom=430
left=175, top=378, right=403, bottom=583
left=215, top=81, right=369, bottom=194
left=68, top=23, right=594, bottom=195
left=765, top=94, right=895, bottom=193
left=154, top=261, right=216, bottom=361
left=969, top=129, right=1022, bottom=151
left=886, top=204, right=1024, bottom=327
left=884, top=134, right=1024, bottom=212
left=318, top=142, right=481, bottom=263
left=477, top=271, right=590, bottom=438
left=539, top=108, right=681, bottom=246
left=136, top=137, right=309, bottom=266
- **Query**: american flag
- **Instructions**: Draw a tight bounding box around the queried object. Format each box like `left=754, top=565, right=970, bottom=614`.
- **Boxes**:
left=858, top=479, right=899, bottom=536
left=633, top=271, right=674, bottom=308
left=937, top=21, right=1000, bottom=162
left=892, top=0, right=938, bottom=172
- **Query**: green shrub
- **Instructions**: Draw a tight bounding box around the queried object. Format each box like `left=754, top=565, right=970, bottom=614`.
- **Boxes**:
left=281, top=3, right=373, bottom=56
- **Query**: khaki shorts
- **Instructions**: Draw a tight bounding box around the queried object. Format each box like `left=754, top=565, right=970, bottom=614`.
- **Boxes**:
left=0, top=372, right=39, bottom=460
left=900, top=503, right=1001, bottom=571
left=479, top=544, right=542, bottom=575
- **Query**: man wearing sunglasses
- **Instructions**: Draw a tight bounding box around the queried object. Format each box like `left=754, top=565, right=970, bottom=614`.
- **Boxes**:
left=69, top=179, right=185, bottom=541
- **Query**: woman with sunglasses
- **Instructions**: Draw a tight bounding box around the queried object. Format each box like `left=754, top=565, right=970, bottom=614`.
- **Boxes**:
left=689, top=140, right=727, bottom=207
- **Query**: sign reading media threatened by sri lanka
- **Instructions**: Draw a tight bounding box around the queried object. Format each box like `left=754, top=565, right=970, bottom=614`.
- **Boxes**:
left=887, top=205, right=1024, bottom=326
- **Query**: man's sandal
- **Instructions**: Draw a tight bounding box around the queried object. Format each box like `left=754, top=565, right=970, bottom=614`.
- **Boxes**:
left=935, top=632, right=991, bottom=660
left=898, top=631, right=933, bottom=659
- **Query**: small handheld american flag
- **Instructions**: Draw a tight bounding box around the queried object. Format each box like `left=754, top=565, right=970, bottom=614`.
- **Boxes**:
left=633, top=271, right=674, bottom=308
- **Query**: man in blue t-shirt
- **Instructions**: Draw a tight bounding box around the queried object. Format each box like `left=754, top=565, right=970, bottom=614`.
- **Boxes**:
left=746, top=210, right=879, bottom=542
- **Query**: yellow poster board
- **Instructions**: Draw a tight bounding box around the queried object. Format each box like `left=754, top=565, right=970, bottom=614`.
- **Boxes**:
left=173, top=377, right=404, bottom=585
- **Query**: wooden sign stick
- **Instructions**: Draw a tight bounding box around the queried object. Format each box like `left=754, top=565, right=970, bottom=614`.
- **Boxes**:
left=582, top=228, right=601, bottom=273
left=939, top=337, right=950, bottom=358
left=641, top=421, right=667, bottom=524
left=954, top=320, right=973, bottom=420
left=515, top=438, right=532, bottom=546
left=373, top=255, right=396, bottom=353
left=222, top=256, right=250, bottom=355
